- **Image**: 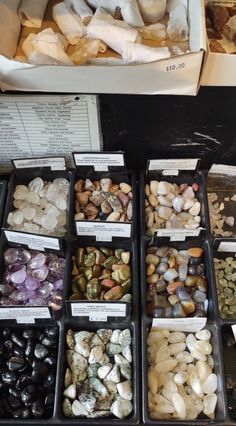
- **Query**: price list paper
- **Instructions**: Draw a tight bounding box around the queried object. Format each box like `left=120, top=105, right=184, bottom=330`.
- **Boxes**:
left=0, top=94, right=101, bottom=171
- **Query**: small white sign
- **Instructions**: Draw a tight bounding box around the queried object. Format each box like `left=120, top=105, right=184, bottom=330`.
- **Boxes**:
left=209, top=164, right=236, bottom=176
left=218, top=242, right=236, bottom=253
left=156, top=228, right=202, bottom=241
left=13, top=157, right=66, bottom=171
left=0, top=307, right=51, bottom=323
left=148, top=158, right=199, bottom=171
left=163, top=169, right=179, bottom=176
left=74, top=152, right=124, bottom=171
left=71, top=302, right=127, bottom=320
left=76, top=221, right=131, bottom=240
left=232, top=324, right=236, bottom=341
left=152, top=318, right=207, bottom=332
left=4, top=230, right=60, bottom=251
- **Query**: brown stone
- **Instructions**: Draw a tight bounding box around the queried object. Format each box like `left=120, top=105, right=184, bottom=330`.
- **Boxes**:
left=74, top=179, right=84, bottom=193
left=110, top=185, right=119, bottom=193
left=196, top=277, right=207, bottom=292
left=181, top=299, right=196, bottom=314
left=147, top=264, right=155, bottom=276
left=76, top=192, right=89, bottom=207
left=187, top=247, right=204, bottom=258
left=185, top=275, right=199, bottom=287
left=75, top=201, right=81, bottom=213
left=90, top=191, right=104, bottom=206
left=83, top=203, right=99, bottom=218
left=167, top=281, right=184, bottom=295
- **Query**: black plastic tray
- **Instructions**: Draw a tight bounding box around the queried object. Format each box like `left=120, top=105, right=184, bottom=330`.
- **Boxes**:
left=141, top=317, right=227, bottom=425
left=0, top=231, right=69, bottom=322
left=72, top=170, right=137, bottom=240
left=140, top=237, right=218, bottom=321
left=2, top=169, right=73, bottom=241
left=64, top=238, right=139, bottom=322
left=0, top=180, right=7, bottom=228
left=140, top=170, right=209, bottom=239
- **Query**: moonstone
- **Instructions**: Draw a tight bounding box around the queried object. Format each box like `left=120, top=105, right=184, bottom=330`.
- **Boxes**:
left=189, top=202, right=201, bottom=216
left=203, top=393, right=217, bottom=416
left=201, top=374, right=217, bottom=394
left=182, top=187, right=195, bottom=200
left=172, top=196, right=184, bottom=213
left=158, top=206, right=172, bottom=220
left=157, top=181, right=171, bottom=195
left=172, top=392, right=186, bottom=418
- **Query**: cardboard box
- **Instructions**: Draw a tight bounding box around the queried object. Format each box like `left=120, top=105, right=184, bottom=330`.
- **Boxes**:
left=201, top=0, right=236, bottom=86
left=0, top=0, right=205, bottom=95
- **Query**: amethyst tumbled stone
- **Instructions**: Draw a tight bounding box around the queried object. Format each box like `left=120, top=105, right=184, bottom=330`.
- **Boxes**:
left=0, top=248, right=64, bottom=311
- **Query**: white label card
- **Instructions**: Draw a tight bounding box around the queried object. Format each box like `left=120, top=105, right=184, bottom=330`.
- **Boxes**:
left=156, top=228, right=202, bottom=241
left=74, top=153, right=124, bottom=171
left=76, top=221, right=131, bottom=240
left=71, top=303, right=127, bottom=321
left=232, top=324, right=236, bottom=341
left=152, top=318, right=207, bottom=332
left=13, top=157, right=66, bottom=171
left=4, top=230, right=60, bottom=251
left=148, top=158, right=199, bottom=171
left=218, top=242, right=236, bottom=252
left=0, top=307, right=51, bottom=323
left=0, top=95, right=101, bottom=172
left=209, top=164, right=236, bottom=176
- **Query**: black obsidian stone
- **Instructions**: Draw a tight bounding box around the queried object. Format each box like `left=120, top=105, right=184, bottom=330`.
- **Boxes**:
left=34, top=344, right=49, bottom=360
left=0, top=327, right=57, bottom=419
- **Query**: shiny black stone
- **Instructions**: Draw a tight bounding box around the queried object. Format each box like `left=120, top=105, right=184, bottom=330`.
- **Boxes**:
left=12, top=408, right=31, bottom=418
left=21, top=384, right=36, bottom=405
left=8, top=356, right=25, bottom=371
left=42, top=337, right=57, bottom=348
left=44, top=356, right=56, bottom=367
left=43, top=373, right=55, bottom=388
left=189, top=256, right=202, bottom=266
left=34, top=344, right=49, bottom=359
left=31, top=399, right=44, bottom=417
left=25, top=340, right=35, bottom=357
left=23, top=329, right=36, bottom=339
left=10, top=334, right=25, bottom=348
left=44, top=392, right=54, bottom=406
left=8, top=395, right=22, bottom=409
left=9, top=387, right=21, bottom=398
left=31, top=364, right=48, bottom=383
left=16, top=374, right=32, bottom=390
left=2, top=328, right=11, bottom=339
left=2, top=371, right=16, bottom=385
left=13, top=346, right=25, bottom=357
left=45, top=327, right=58, bottom=338
left=4, top=339, right=13, bottom=351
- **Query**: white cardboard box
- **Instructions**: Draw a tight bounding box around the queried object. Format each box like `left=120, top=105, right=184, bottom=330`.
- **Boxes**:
left=0, top=0, right=206, bottom=95
left=201, top=0, right=236, bottom=86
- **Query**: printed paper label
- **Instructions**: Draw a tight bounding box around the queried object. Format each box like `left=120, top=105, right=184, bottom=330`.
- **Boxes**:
left=71, top=303, right=127, bottom=321
left=148, top=158, right=199, bottom=171
left=0, top=307, right=51, bottom=323
left=0, top=95, right=101, bottom=172
left=13, top=157, right=66, bottom=171
left=209, top=164, right=236, bottom=176
left=232, top=324, right=236, bottom=341
left=76, top=221, right=131, bottom=240
left=162, top=169, right=179, bottom=176
left=156, top=228, right=202, bottom=241
left=152, top=318, right=207, bottom=332
left=4, top=230, right=60, bottom=251
left=218, top=242, right=236, bottom=252
left=73, top=152, right=124, bottom=171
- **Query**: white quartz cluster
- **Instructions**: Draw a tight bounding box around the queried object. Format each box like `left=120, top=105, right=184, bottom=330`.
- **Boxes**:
left=7, top=177, right=69, bottom=236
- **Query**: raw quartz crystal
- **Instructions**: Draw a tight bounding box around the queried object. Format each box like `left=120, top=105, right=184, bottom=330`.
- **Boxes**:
left=147, top=328, right=218, bottom=420
left=0, top=247, right=64, bottom=311
left=208, top=192, right=235, bottom=237
left=7, top=177, right=69, bottom=236
left=145, top=180, right=201, bottom=235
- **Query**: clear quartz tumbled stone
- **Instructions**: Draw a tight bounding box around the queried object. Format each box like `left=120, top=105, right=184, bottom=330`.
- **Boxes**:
left=7, top=176, right=69, bottom=236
